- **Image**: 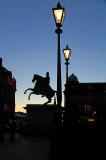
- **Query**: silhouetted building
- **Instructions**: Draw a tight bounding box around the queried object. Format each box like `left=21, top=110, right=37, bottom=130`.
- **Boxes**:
left=64, top=73, right=106, bottom=123
left=0, top=58, right=16, bottom=124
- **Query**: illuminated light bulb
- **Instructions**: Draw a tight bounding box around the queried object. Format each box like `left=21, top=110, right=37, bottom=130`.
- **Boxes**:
left=56, top=10, right=62, bottom=21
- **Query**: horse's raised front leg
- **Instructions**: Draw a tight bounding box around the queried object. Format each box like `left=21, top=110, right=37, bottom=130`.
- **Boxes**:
left=28, top=92, right=35, bottom=100
left=24, top=88, right=34, bottom=94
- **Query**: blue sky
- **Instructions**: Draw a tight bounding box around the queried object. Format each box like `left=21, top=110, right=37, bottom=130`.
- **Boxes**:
left=0, top=0, right=106, bottom=112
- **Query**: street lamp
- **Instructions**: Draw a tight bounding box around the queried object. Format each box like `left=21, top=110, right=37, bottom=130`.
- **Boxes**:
left=52, top=2, right=65, bottom=108
left=52, top=2, right=65, bottom=28
left=63, top=45, right=72, bottom=109
left=63, top=45, right=72, bottom=84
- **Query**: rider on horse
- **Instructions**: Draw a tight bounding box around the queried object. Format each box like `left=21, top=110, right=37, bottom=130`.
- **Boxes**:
left=24, top=72, right=56, bottom=105
left=41, top=72, right=50, bottom=97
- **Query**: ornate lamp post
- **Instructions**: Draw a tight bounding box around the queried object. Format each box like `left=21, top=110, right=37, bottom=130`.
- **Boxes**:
left=63, top=45, right=72, bottom=84
left=63, top=45, right=72, bottom=109
left=52, top=2, right=65, bottom=108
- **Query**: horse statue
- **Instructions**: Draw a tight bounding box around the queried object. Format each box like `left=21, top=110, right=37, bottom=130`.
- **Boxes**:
left=24, top=72, right=56, bottom=105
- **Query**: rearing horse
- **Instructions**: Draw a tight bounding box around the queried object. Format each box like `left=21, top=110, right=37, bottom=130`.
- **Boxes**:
left=24, top=74, right=56, bottom=105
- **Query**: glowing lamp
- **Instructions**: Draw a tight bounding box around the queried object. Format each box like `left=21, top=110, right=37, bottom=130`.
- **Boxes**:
left=52, top=2, right=65, bottom=27
left=63, top=45, right=72, bottom=60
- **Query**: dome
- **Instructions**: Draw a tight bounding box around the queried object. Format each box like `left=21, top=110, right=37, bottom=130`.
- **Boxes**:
left=68, top=73, right=79, bottom=82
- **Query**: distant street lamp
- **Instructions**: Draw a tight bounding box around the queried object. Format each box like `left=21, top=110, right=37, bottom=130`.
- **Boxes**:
left=63, top=45, right=72, bottom=109
left=52, top=2, right=65, bottom=108
left=63, top=45, right=72, bottom=84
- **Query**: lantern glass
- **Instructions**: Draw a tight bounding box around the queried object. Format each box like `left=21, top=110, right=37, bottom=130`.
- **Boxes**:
left=63, top=45, right=72, bottom=60
left=52, top=2, right=65, bottom=26
left=61, top=9, right=65, bottom=25
left=53, top=9, right=63, bottom=24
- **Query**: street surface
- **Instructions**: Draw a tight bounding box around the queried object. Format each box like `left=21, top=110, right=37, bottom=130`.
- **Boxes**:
left=0, top=128, right=105, bottom=160
left=0, top=133, right=51, bottom=160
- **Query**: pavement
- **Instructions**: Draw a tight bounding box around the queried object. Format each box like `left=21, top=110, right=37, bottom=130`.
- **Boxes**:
left=0, top=128, right=105, bottom=160
left=0, top=133, right=51, bottom=160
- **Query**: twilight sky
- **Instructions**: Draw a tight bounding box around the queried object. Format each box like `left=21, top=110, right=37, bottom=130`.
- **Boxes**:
left=0, top=0, right=106, bottom=112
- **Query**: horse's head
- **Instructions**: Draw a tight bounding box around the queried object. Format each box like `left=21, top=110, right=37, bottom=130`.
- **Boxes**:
left=32, top=74, right=42, bottom=83
left=32, top=74, right=37, bottom=83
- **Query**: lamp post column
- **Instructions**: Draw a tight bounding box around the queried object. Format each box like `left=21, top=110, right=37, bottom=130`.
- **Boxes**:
left=65, top=59, right=69, bottom=84
left=63, top=45, right=72, bottom=109
left=55, top=27, right=62, bottom=108
left=65, top=59, right=69, bottom=109
left=52, top=2, right=65, bottom=108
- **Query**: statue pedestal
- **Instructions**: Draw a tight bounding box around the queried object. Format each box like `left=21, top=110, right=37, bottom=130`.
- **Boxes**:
left=24, top=104, right=58, bottom=135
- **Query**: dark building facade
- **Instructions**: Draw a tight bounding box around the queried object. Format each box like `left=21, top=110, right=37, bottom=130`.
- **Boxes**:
left=0, top=58, right=16, bottom=124
left=64, top=74, right=106, bottom=122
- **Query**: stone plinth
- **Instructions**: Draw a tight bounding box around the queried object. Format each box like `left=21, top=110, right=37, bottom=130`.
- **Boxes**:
left=24, top=104, right=58, bottom=134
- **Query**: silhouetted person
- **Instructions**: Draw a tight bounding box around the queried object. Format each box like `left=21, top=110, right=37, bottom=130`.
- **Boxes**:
left=45, top=72, right=50, bottom=85
left=18, top=120, right=23, bottom=140
left=0, top=123, right=4, bottom=143
left=9, top=117, right=17, bottom=143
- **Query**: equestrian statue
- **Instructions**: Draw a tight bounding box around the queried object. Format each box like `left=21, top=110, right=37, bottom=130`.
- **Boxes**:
left=24, top=72, right=56, bottom=105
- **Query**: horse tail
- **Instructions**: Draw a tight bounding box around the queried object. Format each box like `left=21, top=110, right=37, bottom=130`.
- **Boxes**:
left=54, top=90, right=57, bottom=94
left=52, top=89, right=57, bottom=97
left=53, top=90, right=57, bottom=95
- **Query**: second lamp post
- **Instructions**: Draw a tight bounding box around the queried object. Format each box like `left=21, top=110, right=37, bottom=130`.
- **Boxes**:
left=63, top=45, right=72, bottom=84
left=63, top=45, right=72, bottom=109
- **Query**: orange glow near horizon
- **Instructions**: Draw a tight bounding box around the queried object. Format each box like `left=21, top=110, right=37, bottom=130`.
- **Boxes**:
left=15, top=106, right=26, bottom=113
left=15, top=96, right=64, bottom=113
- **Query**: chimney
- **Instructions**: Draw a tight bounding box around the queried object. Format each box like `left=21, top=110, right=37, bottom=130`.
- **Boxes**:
left=0, top=58, right=2, bottom=67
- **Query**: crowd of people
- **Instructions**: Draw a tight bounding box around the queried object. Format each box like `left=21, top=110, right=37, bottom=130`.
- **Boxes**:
left=0, top=117, right=24, bottom=144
